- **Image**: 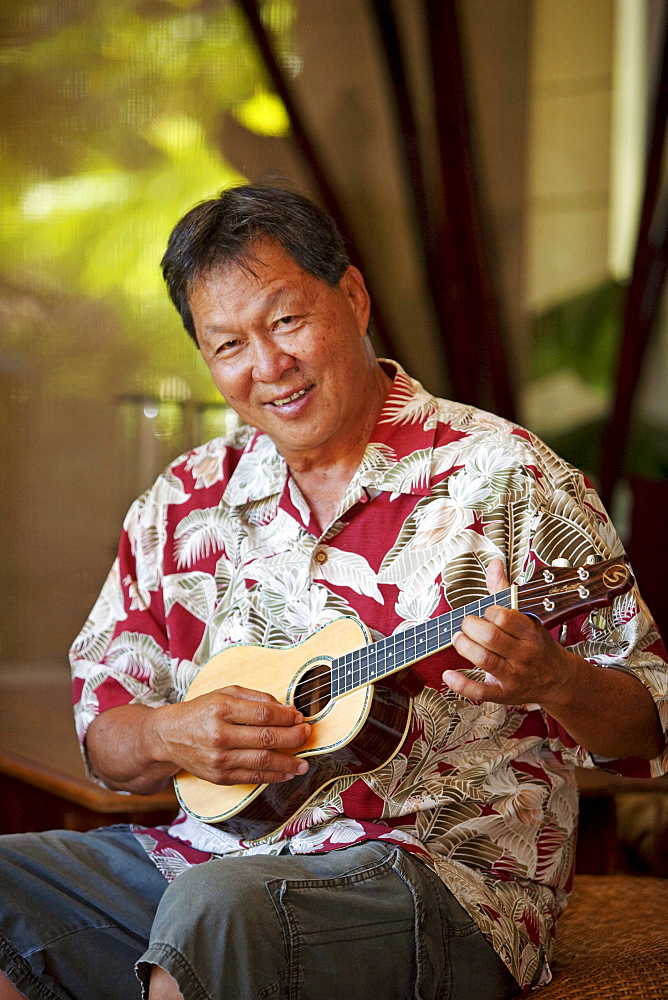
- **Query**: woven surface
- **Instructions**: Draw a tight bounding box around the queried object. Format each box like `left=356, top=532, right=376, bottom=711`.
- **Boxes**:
left=539, top=874, right=668, bottom=999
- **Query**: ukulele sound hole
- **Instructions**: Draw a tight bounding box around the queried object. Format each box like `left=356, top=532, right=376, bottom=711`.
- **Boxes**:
left=293, top=661, right=332, bottom=718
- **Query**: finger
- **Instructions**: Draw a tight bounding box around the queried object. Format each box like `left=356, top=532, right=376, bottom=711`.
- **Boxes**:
left=221, top=685, right=280, bottom=705
left=457, top=609, right=526, bottom=657
left=215, top=719, right=312, bottom=752
left=483, top=604, right=546, bottom=644
left=220, top=685, right=305, bottom=722
left=486, top=558, right=510, bottom=594
left=209, top=690, right=306, bottom=728
left=442, top=668, right=504, bottom=703
left=211, top=748, right=311, bottom=784
left=219, top=767, right=305, bottom=786
left=452, top=628, right=510, bottom=677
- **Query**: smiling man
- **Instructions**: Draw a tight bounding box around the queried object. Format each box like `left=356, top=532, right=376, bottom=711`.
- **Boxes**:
left=188, top=235, right=391, bottom=529
left=0, top=185, right=666, bottom=1000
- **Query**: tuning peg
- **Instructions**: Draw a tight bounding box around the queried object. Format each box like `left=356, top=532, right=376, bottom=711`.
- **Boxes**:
left=551, top=558, right=571, bottom=568
left=585, top=555, right=597, bottom=564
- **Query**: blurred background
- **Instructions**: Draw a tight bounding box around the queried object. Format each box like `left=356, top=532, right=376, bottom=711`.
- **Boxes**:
left=1, top=0, right=666, bottom=674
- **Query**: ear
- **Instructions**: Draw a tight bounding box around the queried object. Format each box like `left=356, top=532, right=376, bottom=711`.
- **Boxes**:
left=340, top=265, right=371, bottom=337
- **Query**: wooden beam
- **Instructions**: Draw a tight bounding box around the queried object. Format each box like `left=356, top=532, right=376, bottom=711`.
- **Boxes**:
left=600, top=15, right=668, bottom=508
left=423, top=0, right=517, bottom=419
left=368, top=0, right=452, bottom=391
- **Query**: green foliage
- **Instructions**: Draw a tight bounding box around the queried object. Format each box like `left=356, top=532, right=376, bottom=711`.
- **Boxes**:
left=0, top=0, right=294, bottom=401
left=529, top=281, right=668, bottom=481
left=548, top=418, right=668, bottom=482
left=529, top=279, right=624, bottom=391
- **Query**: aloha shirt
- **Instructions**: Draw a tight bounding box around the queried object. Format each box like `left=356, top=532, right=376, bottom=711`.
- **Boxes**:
left=70, top=361, right=668, bottom=992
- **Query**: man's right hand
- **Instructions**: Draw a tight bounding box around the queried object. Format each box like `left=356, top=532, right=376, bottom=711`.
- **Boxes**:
left=154, top=684, right=311, bottom=786
left=84, top=690, right=311, bottom=796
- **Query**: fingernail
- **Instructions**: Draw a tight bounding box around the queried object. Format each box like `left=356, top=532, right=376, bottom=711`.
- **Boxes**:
left=297, top=761, right=309, bottom=774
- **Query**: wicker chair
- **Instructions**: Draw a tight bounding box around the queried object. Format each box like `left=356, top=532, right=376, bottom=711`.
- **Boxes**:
left=539, top=874, right=668, bottom=998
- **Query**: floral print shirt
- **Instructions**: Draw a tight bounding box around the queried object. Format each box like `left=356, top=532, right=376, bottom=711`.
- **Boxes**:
left=70, top=362, right=668, bottom=991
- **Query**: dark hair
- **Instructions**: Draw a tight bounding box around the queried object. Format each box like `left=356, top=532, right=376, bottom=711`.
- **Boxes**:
left=161, top=184, right=350, bottom=344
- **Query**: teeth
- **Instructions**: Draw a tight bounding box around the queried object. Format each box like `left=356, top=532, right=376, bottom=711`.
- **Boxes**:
left=272, top=388, right=308, bottom=407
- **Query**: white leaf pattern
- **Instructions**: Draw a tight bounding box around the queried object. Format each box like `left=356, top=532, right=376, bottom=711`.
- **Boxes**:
left=174, top=508, right=231, bottom=568
left=163, top=572, right=217, bottom=623
left=313, top=547, right=383, bottom=602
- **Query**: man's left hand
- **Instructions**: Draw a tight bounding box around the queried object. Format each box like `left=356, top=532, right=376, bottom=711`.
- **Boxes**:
left=443, top=559, right=575, bottom=708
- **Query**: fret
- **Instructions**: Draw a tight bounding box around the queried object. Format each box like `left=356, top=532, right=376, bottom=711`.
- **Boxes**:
left=393, top=630, right=405, bottom=667
left=426, top=619, right=440, bottom=654
left=384, top=636, right=395, bottom=677
left=331, top=586, right=516, bottom=695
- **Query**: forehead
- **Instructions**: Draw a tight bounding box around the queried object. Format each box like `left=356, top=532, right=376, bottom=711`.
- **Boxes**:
left=194, top=239, right=316, bottom=303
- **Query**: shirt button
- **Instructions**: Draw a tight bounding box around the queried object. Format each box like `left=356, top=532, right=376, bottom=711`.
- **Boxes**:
left=314, top=550, right=328, bottom=564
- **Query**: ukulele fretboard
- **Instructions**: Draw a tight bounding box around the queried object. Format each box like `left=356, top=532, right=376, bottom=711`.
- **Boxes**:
left=330, top=588, right=514, bottom=697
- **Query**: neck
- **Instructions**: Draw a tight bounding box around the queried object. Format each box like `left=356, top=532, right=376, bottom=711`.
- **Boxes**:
left=288, top=361, right=393, bottom=531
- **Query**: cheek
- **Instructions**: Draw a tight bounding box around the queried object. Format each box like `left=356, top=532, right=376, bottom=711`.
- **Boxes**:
left=207, top=364, right=248, bottom=404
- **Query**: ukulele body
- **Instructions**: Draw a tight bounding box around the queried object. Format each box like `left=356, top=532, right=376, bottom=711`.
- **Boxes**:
left=174, top=615, right=413, bottom=839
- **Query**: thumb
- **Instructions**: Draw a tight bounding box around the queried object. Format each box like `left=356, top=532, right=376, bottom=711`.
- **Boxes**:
left=486, top=558, right=510, bottom=594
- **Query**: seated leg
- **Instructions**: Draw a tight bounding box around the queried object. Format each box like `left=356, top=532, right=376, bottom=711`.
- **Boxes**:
left=137, top=841, right=519, bottom=1000
left=0, top=827, right=167, bottom=1000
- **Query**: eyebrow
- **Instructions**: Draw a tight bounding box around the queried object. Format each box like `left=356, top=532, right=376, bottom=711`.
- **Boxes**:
left=201, top=286, right=298, bottom=336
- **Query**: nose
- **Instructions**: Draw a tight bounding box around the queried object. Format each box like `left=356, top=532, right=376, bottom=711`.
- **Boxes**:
left=250, top=336, right=296, bottom=383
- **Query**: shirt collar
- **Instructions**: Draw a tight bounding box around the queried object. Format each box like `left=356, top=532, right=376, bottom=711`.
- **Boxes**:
left=222, top=360, right=437, bottom=508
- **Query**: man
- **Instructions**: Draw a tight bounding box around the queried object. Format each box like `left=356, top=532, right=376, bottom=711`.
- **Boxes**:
left=1, top=185, right=666, bottom=1000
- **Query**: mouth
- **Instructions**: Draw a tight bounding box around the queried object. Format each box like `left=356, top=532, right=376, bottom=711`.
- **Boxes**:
left=267, top=385, right=314, bottom=408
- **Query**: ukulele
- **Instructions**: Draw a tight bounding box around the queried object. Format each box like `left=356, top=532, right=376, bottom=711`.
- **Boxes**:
left=174, top=555, right=633, bottom=838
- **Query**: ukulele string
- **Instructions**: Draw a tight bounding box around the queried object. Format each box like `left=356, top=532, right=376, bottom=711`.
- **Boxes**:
left=292, top=588, right=513, bottom=706
left=296, top=564, right=604, bottom=706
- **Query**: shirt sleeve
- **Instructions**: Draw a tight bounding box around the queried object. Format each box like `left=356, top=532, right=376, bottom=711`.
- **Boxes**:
left=69, top=479, right=175, bottom=777
left=503, top=438, right=668, bottom=778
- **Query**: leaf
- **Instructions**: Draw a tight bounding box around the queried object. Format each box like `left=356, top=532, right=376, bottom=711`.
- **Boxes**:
left=287, top=476, right=311, bottom=525
left=379, top=374, right=441, bottom=427
left=441, top=553, right=487, bottom=610
left=482, top=496, right=535, bottom=585
left=163, top=571, right=216, bottom=622
left=313, top=547, right=383, bottom=603
left=104, top=631, right=172, bottom=698
left=394, top=582, right=440, bottom=624
left=530, top=489, right=612, bottom=569
left=374, top=448, right=432, bottom=498
left=174, top=508, right=231, bottom=568
left=70, top=561, right=126, bottom=664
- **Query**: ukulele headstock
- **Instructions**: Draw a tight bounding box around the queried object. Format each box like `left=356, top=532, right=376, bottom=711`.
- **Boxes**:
left=516, top=556, right=634, bottom=629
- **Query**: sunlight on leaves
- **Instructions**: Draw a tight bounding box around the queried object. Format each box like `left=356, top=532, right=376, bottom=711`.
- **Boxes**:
left=0, top=0, right=295, bottom=404
left=233, top=89, right=291, bottom=136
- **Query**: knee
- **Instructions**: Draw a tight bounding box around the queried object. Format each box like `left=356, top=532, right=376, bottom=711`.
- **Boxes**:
left=154, top=860, right=267, bottom=931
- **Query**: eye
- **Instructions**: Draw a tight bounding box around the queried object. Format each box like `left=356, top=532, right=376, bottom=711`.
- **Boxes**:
left=271, top=313, right=301, bottom=332
left=215, top=338, right=241, bottom=355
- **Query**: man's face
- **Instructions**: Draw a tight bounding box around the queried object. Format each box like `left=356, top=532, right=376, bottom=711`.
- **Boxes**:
left=189, top=239, right=374, bottom=469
